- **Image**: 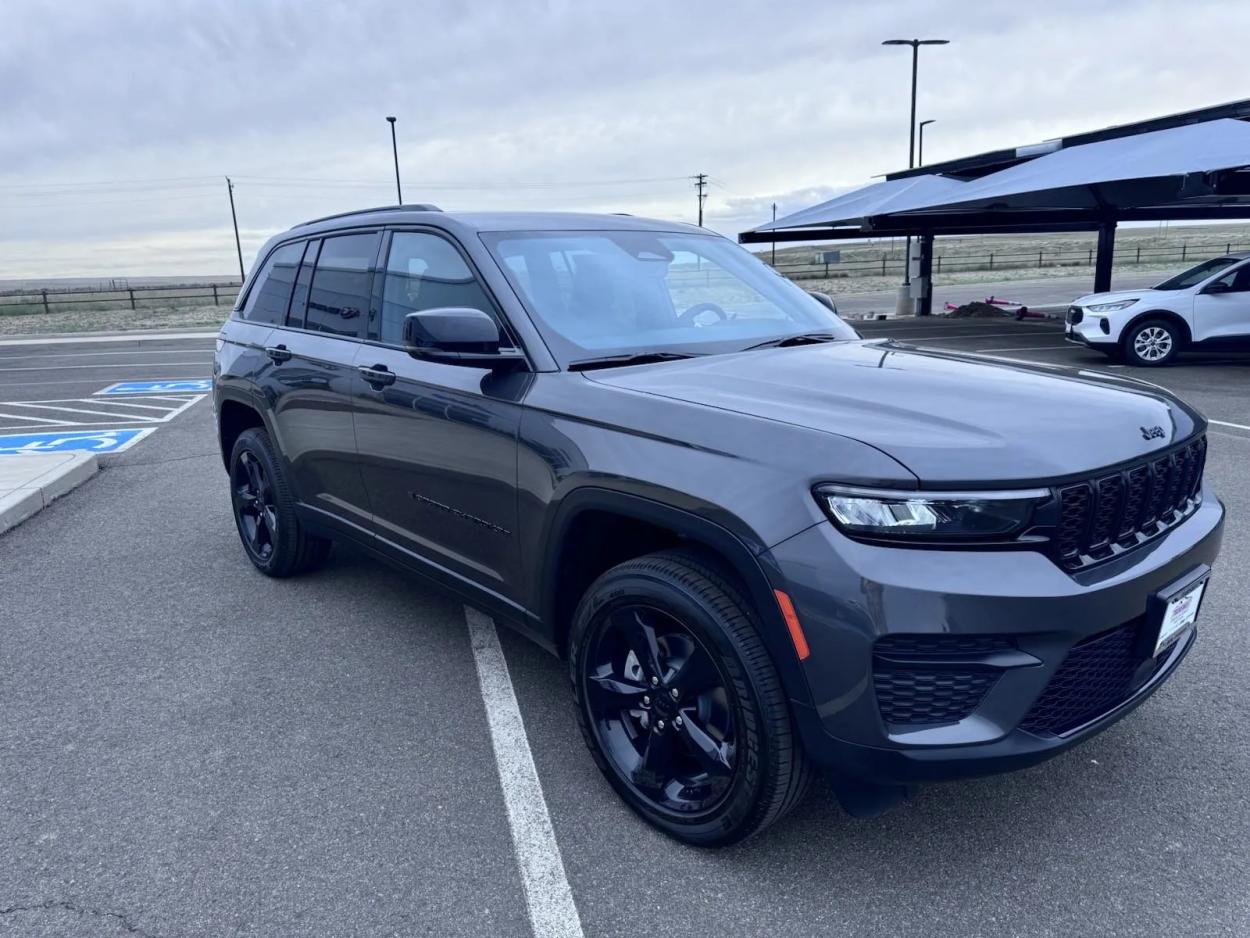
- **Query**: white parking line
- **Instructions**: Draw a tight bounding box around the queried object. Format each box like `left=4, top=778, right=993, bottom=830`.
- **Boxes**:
left=0, top=394, right=204, bottom=430
left=973, top=345, right=1074, bottom=353
left=465, top=606, right=585, bottom=938
left=0, top=361, right=208, bottom=372
left=1210, top=419, right=1250, bottom=431
left=0, top=331, right=219, bottom=348
left=885, top=330, right=1064, bottom=342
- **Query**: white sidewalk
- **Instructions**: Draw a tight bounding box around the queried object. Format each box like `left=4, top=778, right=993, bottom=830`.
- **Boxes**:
left=0, top=452, right=99, bottom=534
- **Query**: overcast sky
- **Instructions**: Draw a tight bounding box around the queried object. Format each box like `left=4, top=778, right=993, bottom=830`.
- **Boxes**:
left=2, top=0, right=1248, bottom=279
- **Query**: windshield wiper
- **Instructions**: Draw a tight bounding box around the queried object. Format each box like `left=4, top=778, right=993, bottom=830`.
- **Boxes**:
left=568, top=351, right=697, bottom=372
left=741, top=332, right=843, bottom=352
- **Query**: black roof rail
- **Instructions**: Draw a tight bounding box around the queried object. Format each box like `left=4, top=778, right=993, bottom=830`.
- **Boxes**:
left=296, top=203, right=443, bottom=228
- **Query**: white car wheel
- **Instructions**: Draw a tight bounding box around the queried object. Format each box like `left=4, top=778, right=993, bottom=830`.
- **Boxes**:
left=1125, top=320, right=1180, bottom=367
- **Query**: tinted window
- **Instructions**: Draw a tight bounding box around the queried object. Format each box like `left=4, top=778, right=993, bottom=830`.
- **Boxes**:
left=1154, top=257, right=1240, bottom=290
left=306, top=233, right=380, bottom=337
left=240, top=241, right=303, bottom=324
left=484, top=230, right=852, bottom=364
left=286, top=239, right=320, bottom=328
left=1211, top=261, right=1250, bottom=293
left=380, top=232, right=495, bottom=344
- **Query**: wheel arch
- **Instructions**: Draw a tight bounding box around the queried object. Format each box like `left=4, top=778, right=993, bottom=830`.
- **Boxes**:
left=216, top=393, right=269, bottom=471
left=539, top=487, right=815, bottom=709
left=1122, top=309, right=1192, bottom=347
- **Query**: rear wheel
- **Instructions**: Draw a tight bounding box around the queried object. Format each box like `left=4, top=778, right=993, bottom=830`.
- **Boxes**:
left=229, top=428, right=331, bottom=577
left=1123, top=318, right=1181, bottom=367
left=569, top=551, right=812, bottom=847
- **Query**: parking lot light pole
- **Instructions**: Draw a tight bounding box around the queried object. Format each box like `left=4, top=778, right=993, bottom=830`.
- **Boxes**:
left=883, top=38, right=948, bottom=297
left=918, top=119, right=936, bottom=167
left=386, top=116, right=402, bottom=205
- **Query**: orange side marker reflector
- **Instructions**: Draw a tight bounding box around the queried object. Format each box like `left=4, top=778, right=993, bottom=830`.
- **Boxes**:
left=773, top=589, right=810, bottom=661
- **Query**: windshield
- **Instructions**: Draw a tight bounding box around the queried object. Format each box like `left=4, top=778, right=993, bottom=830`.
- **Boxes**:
left=482, top=229, right=856, bottom=365
left=1153, top=256, right=1240, bottom=291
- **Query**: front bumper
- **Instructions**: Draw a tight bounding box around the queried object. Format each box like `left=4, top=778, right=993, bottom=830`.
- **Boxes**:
left=1066, top=315, right=1118, bottom=349
left=763, top=490, right=1224, bottom=785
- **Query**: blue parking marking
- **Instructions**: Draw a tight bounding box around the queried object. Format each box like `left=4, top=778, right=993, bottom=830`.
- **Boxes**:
left=0, top=427, right=155, bottom=454
left=96, top=379, right=211, bottom=395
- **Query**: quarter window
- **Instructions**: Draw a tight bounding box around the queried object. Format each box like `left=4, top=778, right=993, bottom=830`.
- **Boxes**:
left=305, top=233, right=380, bottom=338
left=240, top=242, right=303, bottom=325
left=380, top=232, right=495, bottom=344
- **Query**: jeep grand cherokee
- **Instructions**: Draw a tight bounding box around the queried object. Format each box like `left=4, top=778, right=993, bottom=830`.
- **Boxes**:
left=213, top=206, right=1223, bottom=846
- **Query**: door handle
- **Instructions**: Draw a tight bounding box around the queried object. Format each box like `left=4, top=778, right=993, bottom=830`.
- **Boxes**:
left=358, top=364, right=396, bottom=388
left=265, top=345, right=292, bottom=363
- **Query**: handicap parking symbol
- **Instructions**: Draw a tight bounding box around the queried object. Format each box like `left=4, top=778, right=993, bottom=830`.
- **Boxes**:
left=0, top=427, right=155, bottom=454
left=97, top=379, right=212, bottom=395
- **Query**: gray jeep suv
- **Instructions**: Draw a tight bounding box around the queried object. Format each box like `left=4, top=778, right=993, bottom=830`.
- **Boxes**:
left=213, top=206, right=1224, bottom=846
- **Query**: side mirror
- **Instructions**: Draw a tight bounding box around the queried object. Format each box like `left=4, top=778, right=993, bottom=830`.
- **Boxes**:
left=808, top=291, right=838, bottom=314
left=1202, top=281, right=1232, bottom=295
left=402, top=308, right=525, bottom=368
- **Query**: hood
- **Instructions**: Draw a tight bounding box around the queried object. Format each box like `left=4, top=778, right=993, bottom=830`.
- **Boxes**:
left=584, top=340, right=1203, bottom=486
left=1072, top=288, right=1167, bottom=307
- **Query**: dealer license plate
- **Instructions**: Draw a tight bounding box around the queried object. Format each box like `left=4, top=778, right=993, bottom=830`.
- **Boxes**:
left=1156, top=578, right=1206, bottom=655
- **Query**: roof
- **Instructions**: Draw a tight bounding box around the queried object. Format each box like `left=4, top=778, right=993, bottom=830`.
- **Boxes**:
left=742, top=99, right=1250, bottom=243
left=293, top=207, right=702, bottom=239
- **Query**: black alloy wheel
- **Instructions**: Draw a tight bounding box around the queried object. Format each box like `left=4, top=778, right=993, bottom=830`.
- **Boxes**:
left=233, top=449, right=278, bottom=563
left=570, top=551, right=812, bottom=847
left=583, top=603, right=737, bottom=815
left=228, top=427, right=331, bottom=577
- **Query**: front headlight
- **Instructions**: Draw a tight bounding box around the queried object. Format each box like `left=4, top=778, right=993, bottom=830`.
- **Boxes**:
left=1087, top=298, right=1138, bottom=312
left=815, top=485, right=1048, bottom=542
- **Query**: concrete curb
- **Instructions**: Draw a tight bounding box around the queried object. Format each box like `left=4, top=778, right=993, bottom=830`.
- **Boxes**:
left=0, top=452, right=99, bottom=535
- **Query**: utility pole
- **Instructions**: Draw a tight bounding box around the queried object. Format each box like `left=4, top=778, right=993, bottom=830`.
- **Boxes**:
left=771, top=202, right=777, bottom=266
left=386, top=116, right=403, bottom=205
left=694, top=173, right=708, bottom=227
left=225, top=176, right=244, bottom=282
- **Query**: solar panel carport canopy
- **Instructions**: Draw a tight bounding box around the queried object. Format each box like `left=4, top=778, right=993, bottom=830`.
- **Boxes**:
left=740, top=99, right=1250, bottom=306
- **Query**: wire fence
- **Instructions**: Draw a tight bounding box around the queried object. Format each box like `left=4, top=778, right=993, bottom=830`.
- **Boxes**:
left=765, top=238, right=1250, bottom=281
left=3, top=235, right=1250, bottom=315
left=0, top=281, right=242, bottom=316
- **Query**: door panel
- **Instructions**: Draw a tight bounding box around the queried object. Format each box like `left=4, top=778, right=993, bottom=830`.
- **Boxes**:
left=263, top=329, right=372, bottom=530
left=351, top=228, right=526, bottom=599
left=1192, top=263, right=1250, bottom=343
left=352, top=348, right=527, bottom=597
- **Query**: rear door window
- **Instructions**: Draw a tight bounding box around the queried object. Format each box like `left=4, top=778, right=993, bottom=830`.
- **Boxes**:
left=306, top=232, right=381, bottom=338
left=239, top=242, right=303, bottom=325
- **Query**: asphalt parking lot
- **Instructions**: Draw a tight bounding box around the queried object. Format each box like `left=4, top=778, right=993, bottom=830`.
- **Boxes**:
left=1, top=323, right=1248, bottom=937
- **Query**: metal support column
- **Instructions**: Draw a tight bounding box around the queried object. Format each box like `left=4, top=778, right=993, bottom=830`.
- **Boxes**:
left=1094, top=221, right=1117, bottom=293
left=915, top=233, right=934, bottom=316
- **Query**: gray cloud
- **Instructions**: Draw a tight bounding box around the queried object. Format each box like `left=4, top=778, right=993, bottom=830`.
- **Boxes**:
left=2, top=0, right=1246, bottom=277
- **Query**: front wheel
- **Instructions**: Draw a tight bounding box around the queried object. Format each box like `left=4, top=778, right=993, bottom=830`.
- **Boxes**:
left=1123, top=318, right=1181, bottom=367
left=568, top=551, right=812, bottom=847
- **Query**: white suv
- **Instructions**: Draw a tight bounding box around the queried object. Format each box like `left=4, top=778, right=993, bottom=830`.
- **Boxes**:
left=1066, top=253, right=1250, bottom=366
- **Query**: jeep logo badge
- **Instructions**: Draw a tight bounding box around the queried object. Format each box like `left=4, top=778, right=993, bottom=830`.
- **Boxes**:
left=1141, top=425, right=1166, bottom=441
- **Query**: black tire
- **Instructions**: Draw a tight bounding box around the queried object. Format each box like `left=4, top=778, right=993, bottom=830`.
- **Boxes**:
left=568, top=550, right=812, bottom=847
left=1123, top=317, right=1181, bottom=367
left=228, top=427, right=331, bottom=577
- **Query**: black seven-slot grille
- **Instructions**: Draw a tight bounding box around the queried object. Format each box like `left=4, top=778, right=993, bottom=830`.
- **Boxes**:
left=1019, top=618, right=1172, bottom=737
left=872, top=635, right=1014, bottom=727
left=1051, top=436, right=1206, bottom=570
